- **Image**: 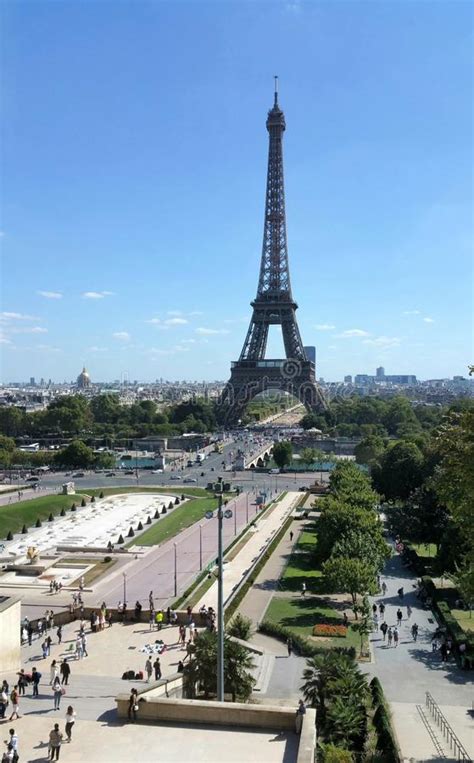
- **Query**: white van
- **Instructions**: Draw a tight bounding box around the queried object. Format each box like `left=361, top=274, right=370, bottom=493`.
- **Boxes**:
left=268, top=468, right=280, bottom=474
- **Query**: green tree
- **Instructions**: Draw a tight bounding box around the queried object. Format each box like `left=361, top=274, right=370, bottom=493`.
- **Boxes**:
left=0, top=407, right=26, bottom=437
left=183, top=631, right=255, bottom=702
left=300, top=447, right=317, bottom=468
left=90, top=394, right=121, bottom=424
left=351, top=595, right=372, bottom=656
left=54, top=440, right=95, bottom=468
left=46, top=396, right=92, bottom=434
left=272, top=440, right=293, bottom=470
left=385, top=487, right=449, bottom=552
left=319, top=744, right=353, bottom=763
left=323, top=557, right=377, bottom=617
left=0, top=435, right=15, bottom=452
left=94, top=452, right=116, bottom=469
left=227, top=613, right=253, bottom=641
left=372, top=441, right=424, bottom=500
left=354, top=435, right=386, bottom=466
left=448, top=558, right=474, bottom=617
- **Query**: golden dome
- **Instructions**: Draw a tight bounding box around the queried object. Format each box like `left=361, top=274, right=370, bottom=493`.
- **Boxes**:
left=77, top=366, right=91, bottom=388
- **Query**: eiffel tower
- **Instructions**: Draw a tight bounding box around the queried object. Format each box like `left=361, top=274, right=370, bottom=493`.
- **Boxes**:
left=221, top=79, right=325, bottom=425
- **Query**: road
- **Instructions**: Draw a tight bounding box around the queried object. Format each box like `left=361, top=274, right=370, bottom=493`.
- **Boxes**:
left=1, top=437, right=319, bottom=503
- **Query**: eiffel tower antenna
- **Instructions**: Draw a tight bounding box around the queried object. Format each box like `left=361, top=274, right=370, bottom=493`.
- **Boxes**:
left=221, top=83, right=325, bottom=424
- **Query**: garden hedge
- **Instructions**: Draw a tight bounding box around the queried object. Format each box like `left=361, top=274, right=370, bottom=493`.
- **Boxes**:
left=259, top=619, right=356, bottom=660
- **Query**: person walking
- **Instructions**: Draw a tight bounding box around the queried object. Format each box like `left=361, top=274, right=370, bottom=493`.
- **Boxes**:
left=57, top=625, right=62, bottom=645
left=8, top=688, right=20, bottom=720
left=0, top=687, right=8, bottom=719
left=127, top=689, right=138, bottom=723
left=30, top=667, right=41, bottom=698
left=379, top=602, right=385, bottom=618
left=17, top=671, right=27, bottom=697
left=411, top=623, right=419, bottom=642
left=289, top=531, right=294, bottom=542
left=52, top=677, right=62, bottom=710
left=50, top=660, right=59, bottom=685
left=81, top=634, right=88, bottom=658
left=287, top=638, right=293, bottom=657
left=60, top=660, right=70, bottom=686
left=149, top=609, right=155, bottom=631
left=393, top=627, right=399, bottom=648
left=179, top=625, right=186, bottom=649
left=372, top=603, right=377, bottom=615
left=387, top=628, right=393, bottom=647
left=295, top=700, right=306, bottom=734
left=153, top=658, right=161, bottom=681
left=145, top=658, right=153, bottom=683
left=48, top=723, right=63, bottom=761
left=64, top=706, right=76, bottom=742
left=381, top=581, right=387, bottom=596
left=440, top=641, right=448, bottom=662
left=407, top=605, right=412, bottom=619
left=373, top=613, right=379, bottom=631
left=397, top=587, right=404, bottom=600
left=380, top=621, right=388, bottom=642
left=396, top=608, right=403, bottom=626
left=75, top=637, right=82, bottom=661
left=301, top=581, right=306, bottom=597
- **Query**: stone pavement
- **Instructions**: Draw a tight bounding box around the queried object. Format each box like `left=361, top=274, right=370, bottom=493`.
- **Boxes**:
left=366, top=549, right=474, bottom=761
left=195, top=491, right=301, bottom=613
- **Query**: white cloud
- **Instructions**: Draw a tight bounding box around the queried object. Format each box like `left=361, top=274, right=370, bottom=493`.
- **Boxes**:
left=0, top=311, right=39, bottom=321
left=182, top=339, right=196, bottom=344
left=165, top=317, right=188, bottom=326
left=335, top=329, right=370, bottom=338
left=146, top=318, right=162, bottom=324
left=362, top=336, right=401, bottom=349
left=37, top=291, right=63, bottom=299
left=402, top=310, right=421, bottom=315
left=314, top=323, right=336, bottom=331
left=423, top=317, right=435, bottom=324
left=0, top=331, right=12, bottom=344
left=88, top=346, right=108, bottom=352
left=188, top=310, right=204, bottom=316
left=82, top=291, right=114, bottom=299
left=35, top=344, right=61, bottom=353
left=29, top=326, right=48, bottom=334
left=112, top=331, right=131, bottom=342
left=195, top=327, right=230, bottom=335
left=167, top=310, right=183, bottom=316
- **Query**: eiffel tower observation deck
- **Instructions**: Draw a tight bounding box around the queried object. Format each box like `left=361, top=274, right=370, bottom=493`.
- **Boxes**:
left=221, top=78, right=325, bottom=425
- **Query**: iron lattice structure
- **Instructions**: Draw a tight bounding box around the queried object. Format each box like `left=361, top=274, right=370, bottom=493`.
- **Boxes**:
left=221, top=81, right=325, bottom=425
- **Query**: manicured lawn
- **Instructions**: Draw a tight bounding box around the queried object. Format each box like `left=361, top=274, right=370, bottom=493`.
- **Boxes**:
left=452, top=608, right=474, bottom=633
left=265, top=595, right=360, bottom=651
left=411, top=542, right=438, bottom=558
left=280, top=524, right=327, bottom=593
left=0, top=494, right=90, bottom=539
left=128, top=496, right=220, bottom=547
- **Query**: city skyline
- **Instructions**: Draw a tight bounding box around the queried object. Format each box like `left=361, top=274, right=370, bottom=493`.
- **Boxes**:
left=2, top=2, right=472, bottom=382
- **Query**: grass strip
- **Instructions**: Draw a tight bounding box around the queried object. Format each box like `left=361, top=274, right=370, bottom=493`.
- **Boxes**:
left=0, top=494, right=90, bottom=539
left=127, top=496, right=220, bottom=547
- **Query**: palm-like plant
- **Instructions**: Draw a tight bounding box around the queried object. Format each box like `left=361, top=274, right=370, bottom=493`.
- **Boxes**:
left=325, top=696, right=366, bottom=748
left=301, top=652, right=359, bottom=725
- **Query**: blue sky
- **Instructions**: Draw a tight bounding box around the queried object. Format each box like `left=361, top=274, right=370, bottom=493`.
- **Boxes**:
left=1, top=0, right=472, bottom=383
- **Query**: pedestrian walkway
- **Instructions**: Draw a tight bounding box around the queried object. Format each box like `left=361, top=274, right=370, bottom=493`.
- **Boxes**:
left=195, top=491, right=301, bottom=613
left=367, top=550, right=473, bottom=761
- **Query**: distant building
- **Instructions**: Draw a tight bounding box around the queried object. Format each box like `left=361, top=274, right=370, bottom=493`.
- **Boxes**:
left=304, top=346, right=316, bottom=364
left=344, top=375, right=352, bottom=384
left=385, top=375, right=417, bottom=385
left=76, top=366, right=91, bottom=389
left=30, top=377, right=36, bottom=386
left=376, top=366, right=385, bottom=379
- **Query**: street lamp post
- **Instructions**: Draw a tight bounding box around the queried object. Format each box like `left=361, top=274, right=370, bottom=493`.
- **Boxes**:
left=199, top=524, right=203, bottom=571
left=122, top=572, right=127, bottom=606
left=246, top=492, right=249, bottom=524
left=217, top=494, right=224, bottom=702
left=173, top=542, right=178, bottom=598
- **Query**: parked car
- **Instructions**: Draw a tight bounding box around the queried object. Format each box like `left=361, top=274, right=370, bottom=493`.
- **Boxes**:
left=124, top=470, right=135, bottom=475
left=183, top=478, right=197, bottom=484
left=72, top=472, right=85, bottom=478
left=26, top=476, right=39, bottom=482
left=105, top=472, right=116, bottom=477
left=152, top=469, right=163, bottom=474
left=170, top=475, right=181, bottom=480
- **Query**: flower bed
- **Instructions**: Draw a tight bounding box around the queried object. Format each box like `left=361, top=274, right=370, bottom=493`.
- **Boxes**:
left=313, top=624, right=348, bottom=638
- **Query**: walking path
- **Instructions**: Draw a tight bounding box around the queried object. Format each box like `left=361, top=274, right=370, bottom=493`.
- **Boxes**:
left=195, top=491, right=301, bottom=612
left=367, top=550, right=473, bottom=761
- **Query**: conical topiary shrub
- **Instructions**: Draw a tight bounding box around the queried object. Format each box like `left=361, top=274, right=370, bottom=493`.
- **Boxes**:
left=91, top=495, right=95, bottom=503
left=21, top=524, right=28, bottom=534
left=99, top=491, right=104, bottom=499
left=48, top=513, right=54, bottom=522
left=137, top=521, right=143, bottom=531
left=181, top=494, right=185, bottom=501
left=127, top=526, right=135, bottom=538
left=154, top=509, right=160, bottom=519
left=81, top=498, right=86, bottom=507
left=35, top=518, right=42, bottom=528
left=60, top=508, right=66, bottom=517
left=71, top=502, right=76, bottom=511
left=117, top=534, right=124, bottom=544
left=146, top=515, right=152, bottom=525
left=161, top=506, right=167, bottom=515
left=168, top=501, right=173, bottom=510
left=6, top=530, right=13, bottom=541
left=175, top=497, right=180, bottom=505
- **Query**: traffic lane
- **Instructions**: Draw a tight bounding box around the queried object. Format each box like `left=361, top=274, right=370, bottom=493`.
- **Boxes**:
left=96, top=492, right=263, bottom=606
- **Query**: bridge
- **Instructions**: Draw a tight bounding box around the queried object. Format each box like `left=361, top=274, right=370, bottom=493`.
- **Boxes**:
left=233, top=442, right=274, bottom=470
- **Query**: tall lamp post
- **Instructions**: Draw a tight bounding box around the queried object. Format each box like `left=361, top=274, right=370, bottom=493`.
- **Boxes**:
left=217, top=494, right=224, bottom=702
left=199, top=524, right=203, bottom=571
left=122, top=572, right=127, bottom=606
left=173, top=542, right=178, bottom=597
